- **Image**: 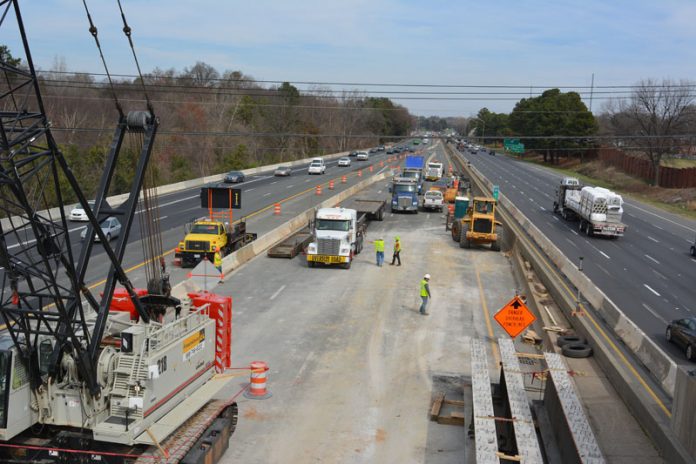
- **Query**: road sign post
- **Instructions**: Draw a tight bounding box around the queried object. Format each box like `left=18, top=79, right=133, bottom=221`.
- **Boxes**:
left=494, top=295, right=536, bottom=338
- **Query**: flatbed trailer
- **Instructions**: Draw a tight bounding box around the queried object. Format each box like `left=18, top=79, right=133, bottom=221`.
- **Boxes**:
left=268, top=227, right=313, bottom=258
left=341, top=198, right=386, bottom=221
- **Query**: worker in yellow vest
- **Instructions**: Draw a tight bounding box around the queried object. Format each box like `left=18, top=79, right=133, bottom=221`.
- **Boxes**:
left=373, top=237, right=385, bottom=267
left=390, top=236, right=401, bottom=266
left=214, top=247, right=223, bottom=282
left=419, top=274, right=431, bottom=315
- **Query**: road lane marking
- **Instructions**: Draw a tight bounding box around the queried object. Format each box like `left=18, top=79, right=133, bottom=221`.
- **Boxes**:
left=642, top=303, right=668, bottom=324
left=598, top=250, right=610, bottom=259
left=271, top=181, right=278, bottom=184
left=571, top=230, right=578, bottom=236
left=565, top=238, right=578, bottom=248
left=246, top=187, right=255, bottom=192
left=263, top=192, right=272, bottom=197
left=158, top=194, right=199, bottom=208
left=626, top=202, right=696, bottom=233
left=653, top=269, right=667, bottom=280
left=540, top=206, right=546, bottom=211
left=552, top=216, right=559, bottom=221
left=270, top=284, right=287, bottom=300
left=654, top=224, right=664, bottom=230
left=643, top=284, right=661, bottom=297
left=647, top=236, right=659, bottom=243
left=287, top=185, right=295, bottom=188
left=644, top=254, right=660, bottom=265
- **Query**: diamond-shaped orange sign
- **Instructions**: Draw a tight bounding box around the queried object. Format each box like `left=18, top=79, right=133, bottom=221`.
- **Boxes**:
left=494, top=296, right=536, bottom=338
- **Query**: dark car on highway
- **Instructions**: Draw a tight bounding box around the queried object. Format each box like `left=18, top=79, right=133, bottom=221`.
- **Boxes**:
left=349, top=150, right=358, bottom=157
left=223, top=170, right=245, bottom=183
left=666, top=316, right=696, bottom=360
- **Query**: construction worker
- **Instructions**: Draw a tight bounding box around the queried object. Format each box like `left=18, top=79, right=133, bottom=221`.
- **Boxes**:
left=390, top=236, right=401, bottom=266
left=419, top=274, right=431, bottom=315
left=214, top=247, right=223, bottom=282
left=374, top=237, right=385, bottom=266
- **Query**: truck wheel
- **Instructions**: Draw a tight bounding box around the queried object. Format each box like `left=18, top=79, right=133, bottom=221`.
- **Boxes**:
left=552, top=202, right=558, bottom=213
left=377, top=208, right=384, bottom=221
left=459, top=223, right=470, bottom=249
left=691, top=246, right=696, bottom=257
left=343, top=260, right=352, bottom=270
left=491, top=227, right=503, bottom=252
left=308, top=260, right=315, bottom=268
left=451, top=221, right=460, bottom=242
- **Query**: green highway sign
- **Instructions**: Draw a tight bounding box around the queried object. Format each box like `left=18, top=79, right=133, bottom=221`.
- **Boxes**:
left=508, top=143, right=525, bottom=154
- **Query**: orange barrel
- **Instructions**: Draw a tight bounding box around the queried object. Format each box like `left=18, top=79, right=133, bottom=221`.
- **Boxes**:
left=369, top=165, right=373, bottom=172
left=244, top=361, right=272, bottom=399
left=315, top=184, right=322, bottom=195
left=274, top=203, right=281, bottom=215
left=341, top=175, right=347, bottom=184
left=329, top=180, right=335, bottom=190
left=358, top=170, right=362, bottom=177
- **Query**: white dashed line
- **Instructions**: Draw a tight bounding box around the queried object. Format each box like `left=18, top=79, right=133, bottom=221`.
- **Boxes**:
left=246, top=188, right=255, bottom=192
left=644, top=254, right=660, bottom=265
left=598, top=251, right=610, bottom=259
left=263, top=192, right=272, bottom=197
left=270, top=284, right=287, bottom=300
left=571, top=230, right=579, bottom=236
left=287, top=185, right=295, bottom=188
left=643, top=284, right=661, bottom=297
left=647, top=236, right=659, bottom=243
left=642, top=303, right=667, bottom=324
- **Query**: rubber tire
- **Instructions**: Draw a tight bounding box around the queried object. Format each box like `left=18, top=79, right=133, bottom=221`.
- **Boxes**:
left=343, top=259, right=351, bottom=270
left=557, top=335, right=587, bottom=347
left=451, top=221, right=460, bottom=242
left=561, top=343, right=593, bottom=358
left=687, top=345, right=694, bottom=361
left=459, top=223, right=470, bottom=249
left=691, top=246, right=695, bottom=257
left=308, top=261, right=315, bottom=268
left=666, top=327, right=672, bottom=342
left=377, top=208, right=384, bottom=221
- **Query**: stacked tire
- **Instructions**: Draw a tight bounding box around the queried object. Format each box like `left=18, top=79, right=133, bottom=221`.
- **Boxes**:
left=557, top=335, right=593, bottom=358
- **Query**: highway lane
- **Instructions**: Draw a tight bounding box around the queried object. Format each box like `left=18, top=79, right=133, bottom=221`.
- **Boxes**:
left=1, top=146, right=410, bottom=304
left=455, top=146, right=696, bottom=364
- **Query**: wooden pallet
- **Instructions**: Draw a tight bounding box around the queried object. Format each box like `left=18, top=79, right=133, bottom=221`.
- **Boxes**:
left=430, top=393, right=466, bottom=426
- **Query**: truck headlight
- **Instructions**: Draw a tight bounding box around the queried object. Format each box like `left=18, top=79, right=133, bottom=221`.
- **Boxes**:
left=340, top=247, right=349, bottom=254
left=178, top=241, right=184, bottom=249
left=392, top=199, right=397, bottom=205
left=412, top=200, right=418, bottom=205
left=308, top=244, right=317, bottom=253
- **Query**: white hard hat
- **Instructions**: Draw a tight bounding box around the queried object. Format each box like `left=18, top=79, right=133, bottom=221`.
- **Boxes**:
left=424, top=274, right=431, bottom=280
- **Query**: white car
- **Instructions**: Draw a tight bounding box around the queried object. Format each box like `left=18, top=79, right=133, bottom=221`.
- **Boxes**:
left=356, top=151, right=369, bottom=161
left=337, top=157, right=351, bottom=167
left=80, top=217, right=122, bottom=242
left=308, top=160, right=326, bottom=174
left=69, top=200, right=95, bottom=222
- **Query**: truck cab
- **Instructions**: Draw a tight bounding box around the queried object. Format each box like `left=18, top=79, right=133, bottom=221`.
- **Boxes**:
left=390, top=177, right=419, bottom=213
left=425, top=162, right=443, bottom=181
left=400, top=169, right=424, bottom=194
left=306, top=207, right=364, bottom=269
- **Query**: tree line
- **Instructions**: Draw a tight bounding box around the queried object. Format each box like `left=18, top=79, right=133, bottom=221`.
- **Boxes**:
left=2, top=46, right=414, bottom=200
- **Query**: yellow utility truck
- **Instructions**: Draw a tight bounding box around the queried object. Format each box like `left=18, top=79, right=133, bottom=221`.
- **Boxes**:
left=176, top=219, right=257, bottom=267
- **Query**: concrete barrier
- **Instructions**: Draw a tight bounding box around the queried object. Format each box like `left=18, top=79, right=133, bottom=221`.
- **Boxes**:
left=466, top=160, right=677, bottom=396
left=445, top=145, right=695, bottom=463
left=0, top=149, right=355, bottom=231
left=171, top=170, right=390, bottom=300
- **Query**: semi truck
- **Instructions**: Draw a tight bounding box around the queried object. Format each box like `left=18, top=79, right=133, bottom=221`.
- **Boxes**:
left=553, top=177, right=626, bottom=238
left=425, top=161, right=443, bottom=181
left=390, top=177, right=420, bottom=213
left=403, top=155, right=425, bottom=194
left=306, top=198, right=385, bottom=269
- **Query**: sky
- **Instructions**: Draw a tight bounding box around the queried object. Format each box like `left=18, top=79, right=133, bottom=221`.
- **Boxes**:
left=3, top=0, right=696, bottom=117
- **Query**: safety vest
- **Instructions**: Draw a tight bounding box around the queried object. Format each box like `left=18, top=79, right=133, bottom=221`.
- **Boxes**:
left=375, top=240, right=385, bottom=252
left=394, top=241, right=401, bottom=252
left=214, top=252, right=222, bottom=267
left=420, top=279, right=429, bottom=297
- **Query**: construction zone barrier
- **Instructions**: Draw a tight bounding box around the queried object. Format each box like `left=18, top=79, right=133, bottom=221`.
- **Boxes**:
left=274, top=203, right=281, bottom=215
left=244, top=361, right=272, bottom=399
left=358, top=169, right=362, bottom=177
left=315, top=184, right=322, bottom=195
left=329, top=179, right=335, bottom=190
left=369, top=165, right=374, bottom=172
left=341, top=175, right=347, bottom=184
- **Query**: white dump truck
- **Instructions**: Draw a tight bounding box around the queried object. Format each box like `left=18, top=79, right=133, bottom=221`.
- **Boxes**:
left=307, top=199, right=385, bottom=269
left=553, top=177, right=626, bottom=238
left=425, top=161, right=444, bottom=181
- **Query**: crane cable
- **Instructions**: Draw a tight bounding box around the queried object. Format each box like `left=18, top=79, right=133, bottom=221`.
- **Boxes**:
left=80, top=0, right=124, bottom=117
left=116, top=0, right=154, bottom=116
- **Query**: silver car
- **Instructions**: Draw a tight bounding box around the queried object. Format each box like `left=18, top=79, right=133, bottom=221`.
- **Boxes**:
left=80, top=217, right=122, bottom=242
left=274, top=166, right=292, bottom=176
left=337, top=157, right=351, bottom=167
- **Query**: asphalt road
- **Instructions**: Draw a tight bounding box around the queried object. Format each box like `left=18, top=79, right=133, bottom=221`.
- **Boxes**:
left=455, top=146, right=696, bottom=364
left=1, top=144, right=417, bottom=314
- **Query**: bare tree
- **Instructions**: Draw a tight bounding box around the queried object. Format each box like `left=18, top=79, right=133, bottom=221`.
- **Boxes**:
left=607, top=79, right=695, bottom=185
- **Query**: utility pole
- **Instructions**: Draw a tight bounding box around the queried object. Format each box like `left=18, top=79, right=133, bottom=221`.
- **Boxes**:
left=589, top=73, right=595, bottom=112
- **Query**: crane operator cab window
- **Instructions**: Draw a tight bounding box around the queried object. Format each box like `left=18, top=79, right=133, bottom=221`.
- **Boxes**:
left=476, top=202, right=493, bottom=214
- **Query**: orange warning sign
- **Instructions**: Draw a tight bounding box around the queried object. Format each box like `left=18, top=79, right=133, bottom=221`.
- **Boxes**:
left=494, top=296, right=536, bottom=338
